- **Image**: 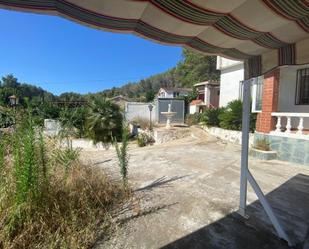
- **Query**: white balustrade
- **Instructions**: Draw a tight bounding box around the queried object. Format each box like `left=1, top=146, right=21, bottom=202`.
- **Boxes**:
left=275, top=116, right=281, bottom=132
left=271, top=113, right=309, bottom=137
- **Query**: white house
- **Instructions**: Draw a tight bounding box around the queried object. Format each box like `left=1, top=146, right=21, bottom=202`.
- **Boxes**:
left=216, top=56, right=244, bottom=107
left=216, top=54, right=309, bottom=165
left=216, top=56, right=263, bottom=113
left=157, top=87, right=191, bottom=99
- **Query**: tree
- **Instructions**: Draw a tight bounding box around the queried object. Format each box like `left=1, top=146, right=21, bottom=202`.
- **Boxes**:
left=145, top=90, right=155, bottom=102
left=59, top=107, right=88, bottom=138
left=86, top=98, right=123, bottom=145
left=1, top=74, right=19, bottom=88
left=176, top=49, right=219, bottom=87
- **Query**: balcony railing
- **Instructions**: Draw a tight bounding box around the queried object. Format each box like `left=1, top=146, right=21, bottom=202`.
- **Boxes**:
left=271, top=112, right=309, bottom=137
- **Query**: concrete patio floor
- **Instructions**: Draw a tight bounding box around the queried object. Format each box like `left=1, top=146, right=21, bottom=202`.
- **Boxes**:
left=81, top=128, right=309, bottom=249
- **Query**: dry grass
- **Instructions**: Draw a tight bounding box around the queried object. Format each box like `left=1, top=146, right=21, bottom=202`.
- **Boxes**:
left=0, top=136, right=128, bottom=249
left=132, top=117, right=150, bottom=130
left=253, top=138, right=271, bottom=151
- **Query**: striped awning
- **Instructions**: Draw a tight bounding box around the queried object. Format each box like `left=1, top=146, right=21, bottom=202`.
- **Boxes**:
left=1, top=0, right=309, bottom=63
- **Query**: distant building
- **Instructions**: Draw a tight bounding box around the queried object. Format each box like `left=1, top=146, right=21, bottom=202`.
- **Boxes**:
left=189, top=81, right=220, bottom=114
left=109, top=95, right=129, bottom=108
left=157, top=87, right=191, bottom=99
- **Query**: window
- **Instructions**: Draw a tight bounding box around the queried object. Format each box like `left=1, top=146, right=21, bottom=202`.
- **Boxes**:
left=173, top=92, right=179, bottom=98
left=252, top=76, right=263, bottom=112
left=239, top=76, right=264, bottom=113
left=295, top=68, right=309, bottom=105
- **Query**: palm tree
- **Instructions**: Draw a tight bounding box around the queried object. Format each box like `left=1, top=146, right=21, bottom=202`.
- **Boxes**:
left=86, top=98, right=123, bottom=145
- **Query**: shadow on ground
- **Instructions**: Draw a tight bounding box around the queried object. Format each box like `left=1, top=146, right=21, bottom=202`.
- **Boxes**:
left=161, top=174, right=309, bottom=249
left=135, top=175, right=190, bottom=192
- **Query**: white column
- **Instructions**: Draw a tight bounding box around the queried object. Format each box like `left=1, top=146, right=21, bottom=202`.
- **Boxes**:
left=297, top=117, right=304, bottom=135
left=285, top=117, right=291, bottom=133
left=275, top=116, right=281, bottom=132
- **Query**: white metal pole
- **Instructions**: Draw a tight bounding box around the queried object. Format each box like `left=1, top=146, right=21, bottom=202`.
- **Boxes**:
left=247, top=170, right=292, bottom=245
left=238, top=79, right=251, bottom=217
left=238, top=79, right=292, bottom=245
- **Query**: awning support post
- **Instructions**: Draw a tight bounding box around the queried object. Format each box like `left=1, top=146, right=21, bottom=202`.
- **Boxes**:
left=238, top=79, right=292, bottom=246
left=238, top=79, right=251, bottom=217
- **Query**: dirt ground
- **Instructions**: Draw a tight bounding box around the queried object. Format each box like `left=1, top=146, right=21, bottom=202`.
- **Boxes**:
left=80, top=127, right=309, bottom=249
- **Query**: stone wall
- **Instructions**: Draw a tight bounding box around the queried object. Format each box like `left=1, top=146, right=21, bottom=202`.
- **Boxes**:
left=202, top=126, right=254, bottom=146
left=154, top=127, right=191, bottom=144
left=254, top=132, right=309, bottom=165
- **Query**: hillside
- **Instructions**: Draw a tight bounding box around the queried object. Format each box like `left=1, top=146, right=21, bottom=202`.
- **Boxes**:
left=87, top=49, right=219, bottom=101
left=0, top=49, right=219, bottom=105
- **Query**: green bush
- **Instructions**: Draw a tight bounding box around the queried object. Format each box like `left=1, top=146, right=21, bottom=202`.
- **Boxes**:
left=186, top=113, right=203, bottom=126
left=0, top=108, right=15, bottom=128
left=218, top=100, right=257, bottom=132
left=137, top=133, right=154, bottom=147
left=202, top=107, right=225, bottom=127
left=86, top=98, right=123, bottom=145
left=219, top=100, right=243, bottom=131
left=59, top=107, right=88, bottom=138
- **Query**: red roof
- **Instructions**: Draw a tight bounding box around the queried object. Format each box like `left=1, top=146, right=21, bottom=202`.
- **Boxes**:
left=190, top=99, right=204, bottom=105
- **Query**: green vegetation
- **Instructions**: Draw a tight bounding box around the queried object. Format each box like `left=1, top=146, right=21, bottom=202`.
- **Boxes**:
left=186, top=113, right=204, bottom=126
left=0, top=107, right=15, bottom=128
left=0, top=48, right=219, bottom=127
left=218, top=100, right=243, bottom=131
left=0, top=74, right=55, bottom=107
left=86, top=98, right=123, bottom=145
left=0, top=114, right=126, bottom=249
left=86, top=49, right=219, bottom=100
left=203, top=107, right=225, bottom=127
left=114, top=124, right=130, bottom=186
left=186, top=100, right=257, bottom=132
left=137, top=133, right=154, bottom=147
left=0, top=47, right=221, bottom=249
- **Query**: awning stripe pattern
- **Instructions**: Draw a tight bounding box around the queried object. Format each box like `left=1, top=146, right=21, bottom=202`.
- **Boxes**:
left=278, top=44, right=296, bottom=66
left=147, top=0, right=290, bottom=48
left=0, top=0, right=251, bottom=59
left=0, top=0, right=309, bottom=62
left=263, top=0, right=309, bottom=32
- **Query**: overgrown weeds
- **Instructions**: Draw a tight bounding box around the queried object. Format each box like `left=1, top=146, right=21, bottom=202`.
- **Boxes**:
left=113, top=125, right=129, bottom=187
left=137, top=133, right=154, bottom=147
left=0, top=115, right=127, bottom=249
left=132, top=117, right=151, bottom=130
left=253, top=138, right=271, bottom=151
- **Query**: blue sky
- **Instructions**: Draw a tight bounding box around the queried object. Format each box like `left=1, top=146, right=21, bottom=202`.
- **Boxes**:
left=0, top=9, right=182, bottom=95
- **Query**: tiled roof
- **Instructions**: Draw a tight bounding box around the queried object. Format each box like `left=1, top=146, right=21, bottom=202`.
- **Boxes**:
left=190, top=99, right=205, bottom=105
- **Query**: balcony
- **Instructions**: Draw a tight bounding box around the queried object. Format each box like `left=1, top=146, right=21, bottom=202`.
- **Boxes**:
left=270, top=112, right=309, bottom=140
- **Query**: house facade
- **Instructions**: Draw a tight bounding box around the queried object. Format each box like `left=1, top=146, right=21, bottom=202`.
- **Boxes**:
left=217, top=49, right=309, bottom=165
left=189, top=81, right=220, bottom=114
left=216, top=57, right=244, bottom=107
left=157, top=87, right=191, bottom=99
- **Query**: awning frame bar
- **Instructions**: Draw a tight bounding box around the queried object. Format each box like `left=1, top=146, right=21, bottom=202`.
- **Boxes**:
left=238, top=79, right=292, bottom=246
